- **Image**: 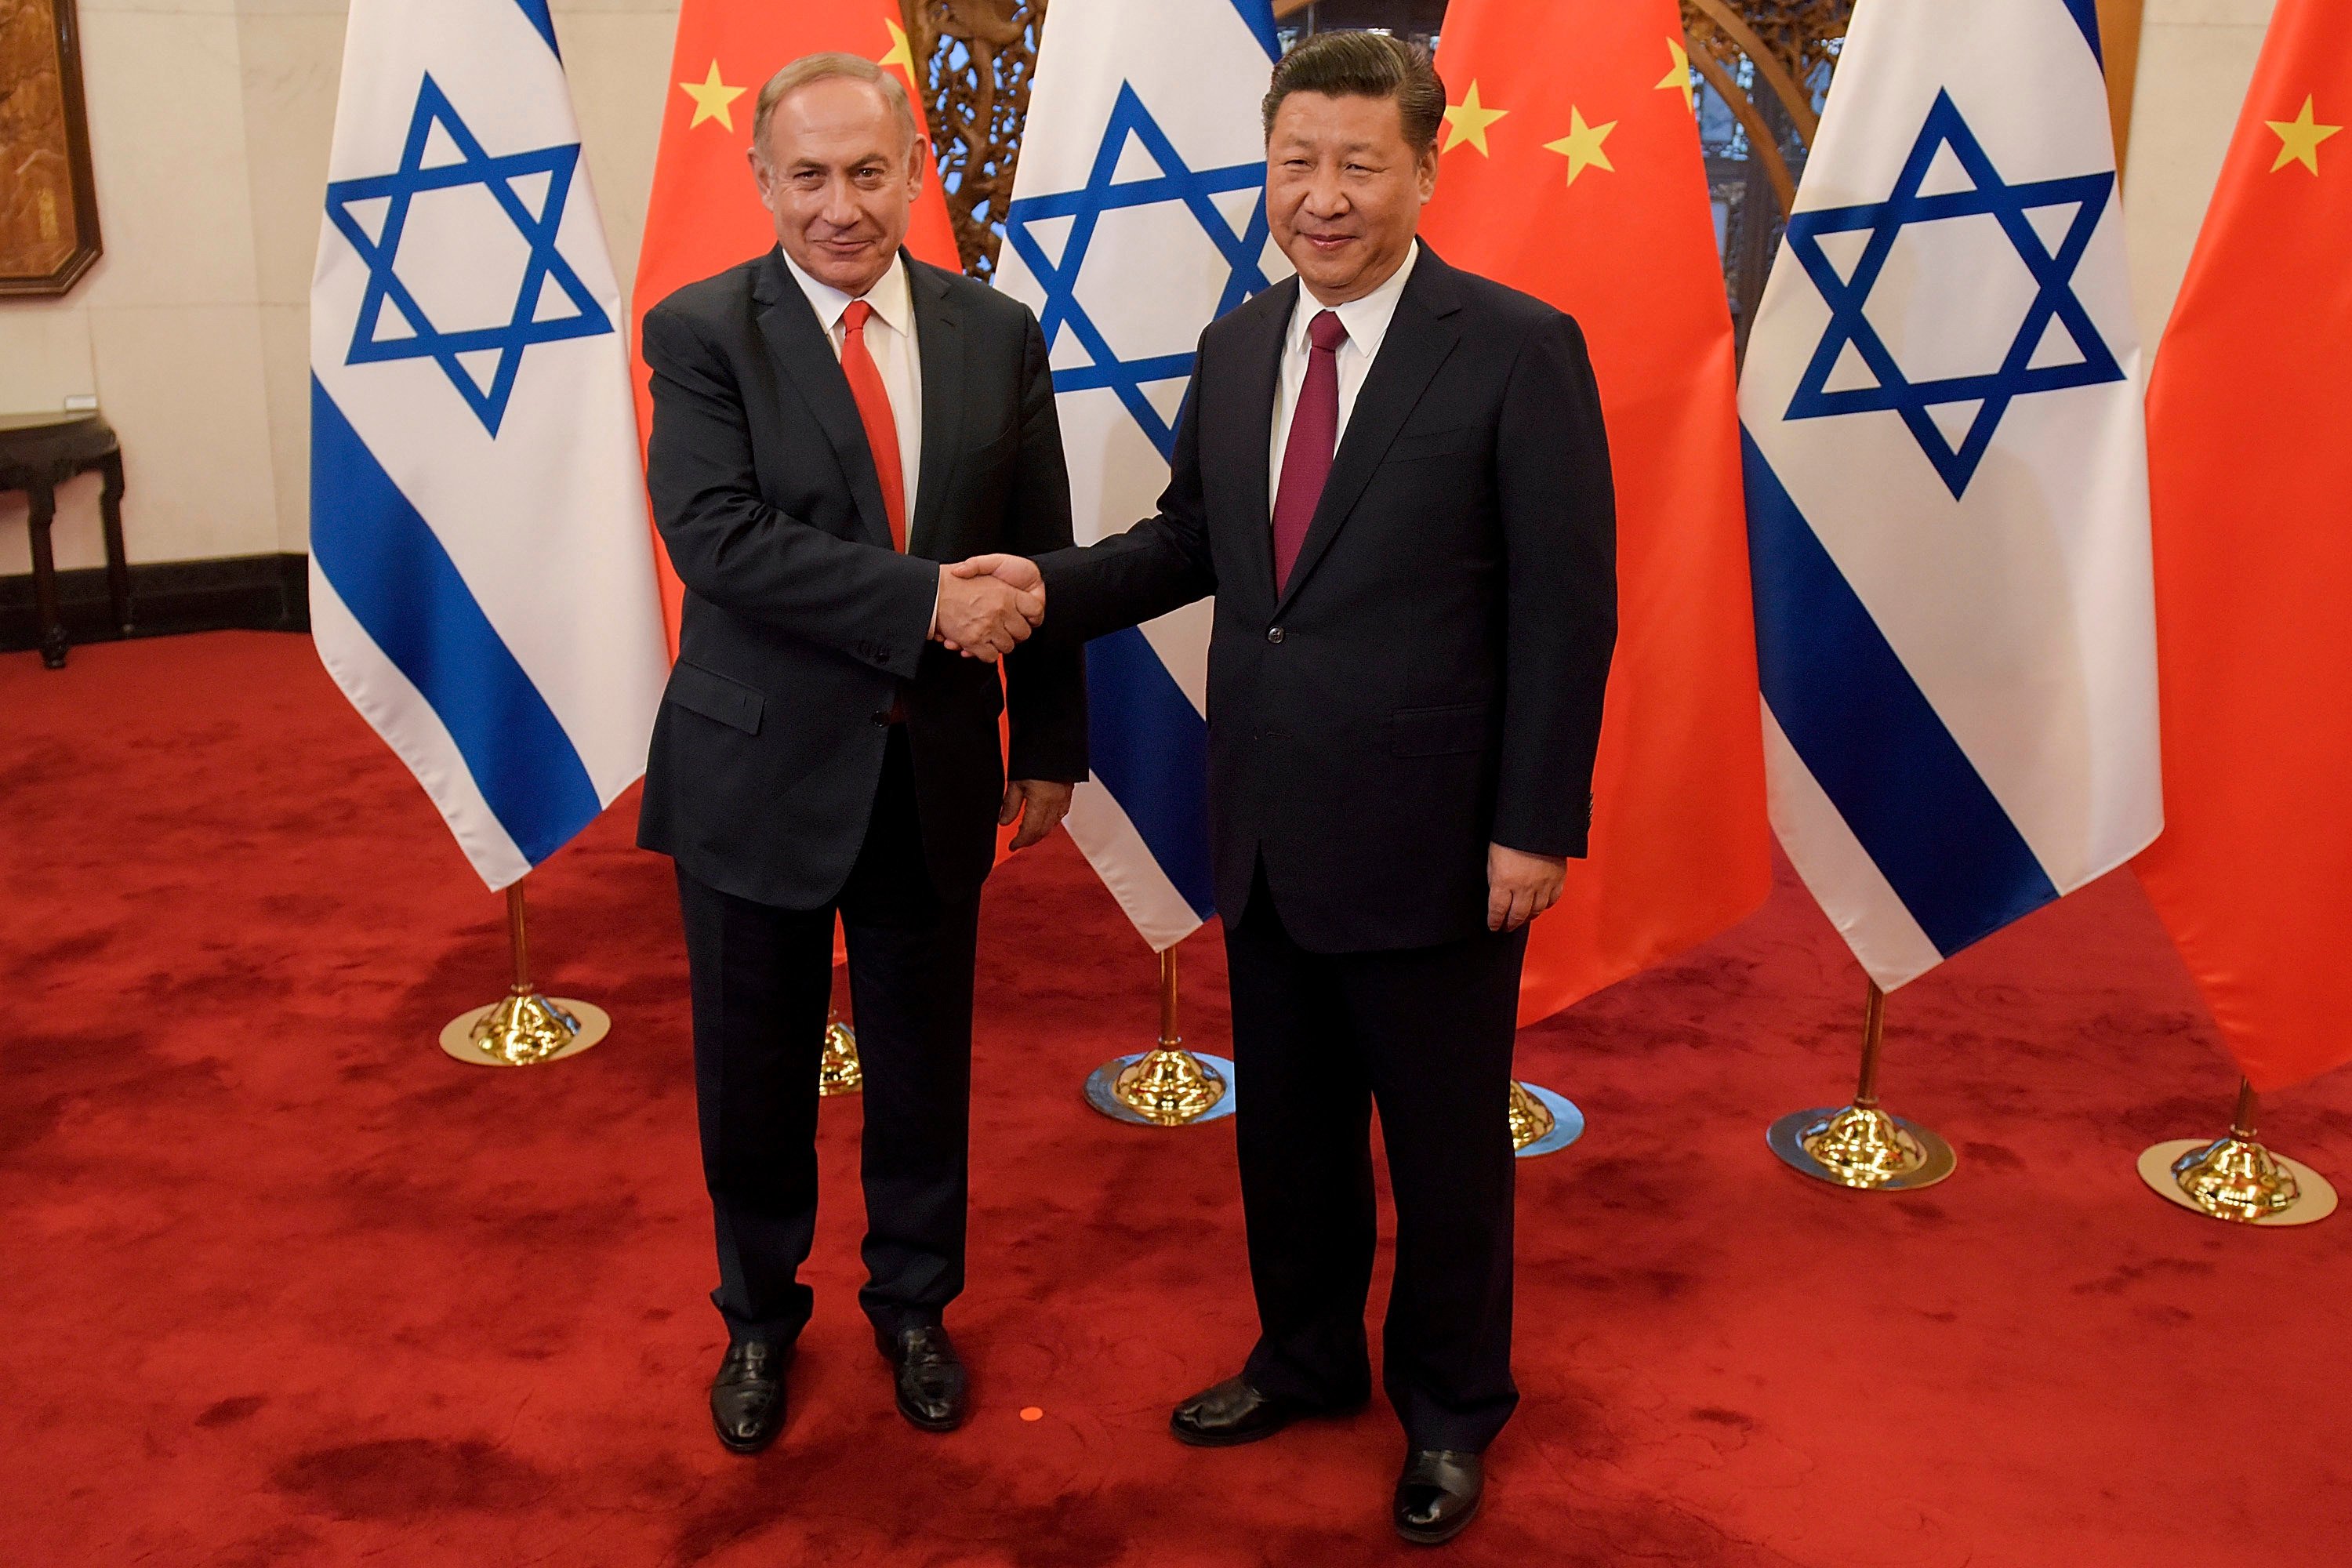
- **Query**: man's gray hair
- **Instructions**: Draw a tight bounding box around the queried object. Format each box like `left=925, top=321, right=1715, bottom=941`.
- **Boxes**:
left=750, top=53, right=920, bottom=165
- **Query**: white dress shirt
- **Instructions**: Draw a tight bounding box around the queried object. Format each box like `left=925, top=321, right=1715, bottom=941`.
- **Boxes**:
left=780, top=246, right=924, bottom=531
left=1269, top=239, right=1421, bottom=516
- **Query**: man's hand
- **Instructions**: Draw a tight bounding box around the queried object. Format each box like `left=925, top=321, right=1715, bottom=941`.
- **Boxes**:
left=934, top=563, right=1044, bottom=662
left=943, top=554, right=1047, bottom=658
left=1487, top=844, right=1566, bottom=932
left=949, top=554, right=1044, bottom=594
left=1000, top=779, right=1073, bottom=850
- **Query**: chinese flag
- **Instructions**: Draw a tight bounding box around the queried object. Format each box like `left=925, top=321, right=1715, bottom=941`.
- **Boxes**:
left=629, top=1, right=960, bottom=649
left=1421, top=0, right=1771, bottom=1022
left=2133, top=0, right=2352, bottom=1094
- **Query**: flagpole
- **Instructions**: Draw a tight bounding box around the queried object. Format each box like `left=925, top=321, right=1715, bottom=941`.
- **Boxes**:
left=2136, top=1078, right=2338, bottom=1226
left=1766, top=982, right=1955, bottom=1189
left=1083, top=942, right=1236, bottom=1127
left=437, top=877, right=611, bottom=1066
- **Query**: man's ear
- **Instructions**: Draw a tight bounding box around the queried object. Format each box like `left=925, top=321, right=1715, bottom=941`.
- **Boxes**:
left=908, top=134, right=932, bottom=197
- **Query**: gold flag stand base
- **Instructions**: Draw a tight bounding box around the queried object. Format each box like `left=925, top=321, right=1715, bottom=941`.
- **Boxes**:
left=2137, top=1080, right=2337, bottom=1227
left=1768, top=982, right=1955, bottom=1190
left=1509, top=1079, right=1585, bottom=1159
left=438, top=881, right=610, bottom=1067
left=1084, top=946, right=1235, bottom=1127
left=818, top=1013, right=862, bottom=1095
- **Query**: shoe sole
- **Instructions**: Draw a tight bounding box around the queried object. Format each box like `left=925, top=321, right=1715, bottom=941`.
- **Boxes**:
left=713, top=1421, right=781, bottom=1455
left=1169, top=1413, right=1293, bottom=1448
left=1169, top=1397, right=1367, bottom=1449
left=897, top=1399, right=964, bottom=1434
left=1395, top=1495, right=1480, bottom=1546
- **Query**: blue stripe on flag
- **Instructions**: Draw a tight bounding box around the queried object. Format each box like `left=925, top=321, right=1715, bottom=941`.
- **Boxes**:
left=1230, top=0, right=1279, bottom=61
left=2058, top=0, right=2103, bottom=67
left=310, top=377, right=602, bottom=865
left=1084, top=627, right=1217, bottom=919
left=1742, top=428, right=2059, bottom=956
left=511, top=0, right=560, bottom=56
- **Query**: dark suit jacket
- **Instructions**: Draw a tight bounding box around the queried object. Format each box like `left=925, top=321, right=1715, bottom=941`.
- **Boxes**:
left=637, top=249, right=1087, bottom=909
left=1036, top=246, right=1614, bottom=953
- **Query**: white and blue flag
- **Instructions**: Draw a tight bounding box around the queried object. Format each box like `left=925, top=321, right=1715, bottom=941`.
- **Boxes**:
left=1738, top=0, right=2161, bottom=990
left=310, top=0, right=667, bottom=890
left=993, top=0, right=1286, bottom=951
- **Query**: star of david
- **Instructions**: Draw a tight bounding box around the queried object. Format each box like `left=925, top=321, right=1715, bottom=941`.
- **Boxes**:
left=1001, top=83, right=1276, bottom=460
left=323, top=74, right=612, bottom=437
left=1782, top=89, right=2125, bottom=499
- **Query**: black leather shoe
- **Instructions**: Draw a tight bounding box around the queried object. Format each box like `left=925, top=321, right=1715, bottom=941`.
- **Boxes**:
left=1394, top=1449, right=1483, bottom=1544
left=709, top=1338, right=786, bottom=1454
left=878, top=1323, right=967, bottom=1432
left=1168, top=1376, right=1321, bottom=1448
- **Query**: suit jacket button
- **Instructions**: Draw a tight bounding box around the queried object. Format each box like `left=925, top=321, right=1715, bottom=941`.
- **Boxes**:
left=869, top=710, right=891, bottom=727
left=1266, top=626, right=1284, bottom=644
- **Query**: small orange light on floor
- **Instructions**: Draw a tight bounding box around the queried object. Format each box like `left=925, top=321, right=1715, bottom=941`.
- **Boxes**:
left=1019, top=1406, right=1044, bottom=1421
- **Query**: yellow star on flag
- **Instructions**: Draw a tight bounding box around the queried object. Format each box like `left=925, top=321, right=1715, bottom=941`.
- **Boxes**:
left=2267, top=94, right=2341, bottom=174
left=1657, top=39, right=1696, bottom=114
left=680, top=60, right=746, bottom=132
left=1543, top=108, right=1617, bottom=187
left=1442, top=81, right=1509, bottom=156
left=880, top=17, right=919, bottom=82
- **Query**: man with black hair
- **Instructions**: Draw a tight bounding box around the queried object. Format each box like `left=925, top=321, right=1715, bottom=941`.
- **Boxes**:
left=953, top=30, right=1615, bottom=1544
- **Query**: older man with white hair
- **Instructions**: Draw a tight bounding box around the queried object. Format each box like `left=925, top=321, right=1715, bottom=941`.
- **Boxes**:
left=637, top=51, right=1085, bottom=1454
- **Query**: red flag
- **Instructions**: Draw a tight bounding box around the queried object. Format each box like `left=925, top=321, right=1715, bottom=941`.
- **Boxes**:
left=2133, top=0, right=2352, bottom=1094
left=629, top=2, right=960, bottom=650
left=1421, top=0, right=1771, bottom=1022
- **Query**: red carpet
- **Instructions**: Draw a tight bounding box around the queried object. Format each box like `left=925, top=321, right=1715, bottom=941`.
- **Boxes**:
left=5, top=630, right=2347, bottom=1567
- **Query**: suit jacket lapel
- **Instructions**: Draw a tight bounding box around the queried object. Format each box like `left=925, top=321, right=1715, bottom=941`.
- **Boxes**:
left=1274, top=251, right=1464, bottom=617
left=1213, top=277, right=1293, bottom=613
left=906, top=257, right=964, bottom=561
left=752, top=249, right=893, bottom=550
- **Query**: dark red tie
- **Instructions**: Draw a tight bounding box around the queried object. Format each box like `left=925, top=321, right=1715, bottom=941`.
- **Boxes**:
left=839, top=299, right=907, bottom=553
left=1272, top=308, right=1348, bottom=591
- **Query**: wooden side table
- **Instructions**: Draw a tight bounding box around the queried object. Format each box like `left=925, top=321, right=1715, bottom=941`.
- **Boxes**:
left=1, top=412, right=129, bottom=669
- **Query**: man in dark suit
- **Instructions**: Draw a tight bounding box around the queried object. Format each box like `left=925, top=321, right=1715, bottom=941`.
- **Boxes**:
left=953, top=33, right=1613, bottom=1543
left=638, top=53, right=1085, bottom=1454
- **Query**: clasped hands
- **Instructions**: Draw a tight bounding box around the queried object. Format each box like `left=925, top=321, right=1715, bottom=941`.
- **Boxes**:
left=931, top=555, right=1046, bottom=662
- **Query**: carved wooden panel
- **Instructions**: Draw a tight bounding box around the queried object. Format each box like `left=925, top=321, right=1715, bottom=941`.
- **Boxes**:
left=902, top=0, right=1044, bottom=278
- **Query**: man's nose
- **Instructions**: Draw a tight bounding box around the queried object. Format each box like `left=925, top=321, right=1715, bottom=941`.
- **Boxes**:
left=1303, top=169, right=1349, bottom=218
left=819, top=176, right=862, bottom=228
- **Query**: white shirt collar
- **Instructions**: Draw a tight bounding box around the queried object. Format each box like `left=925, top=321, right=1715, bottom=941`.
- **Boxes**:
left=779, top=245, right=915, bottom=339
left=1287, top=238, right=1421, bottom=359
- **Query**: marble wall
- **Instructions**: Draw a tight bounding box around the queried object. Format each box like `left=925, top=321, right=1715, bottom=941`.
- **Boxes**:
left=0, top=0, right=680, bottom=576
left=0, top=1, right=2285, bottom=578
left=2123, top=0, right=2278, bottom=351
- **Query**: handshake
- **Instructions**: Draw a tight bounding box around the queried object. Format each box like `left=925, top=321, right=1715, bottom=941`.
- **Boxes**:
left=930, top=554, right=1047, bottom=662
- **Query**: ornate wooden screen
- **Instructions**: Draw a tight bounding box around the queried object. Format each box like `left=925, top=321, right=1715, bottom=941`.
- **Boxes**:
left=896, top=0, right=1864, bottom=297
left=901, top=0, right=1044, bottom=278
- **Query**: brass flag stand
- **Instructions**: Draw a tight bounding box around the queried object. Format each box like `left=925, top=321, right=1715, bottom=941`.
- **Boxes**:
left=818, top=1011, right=862, bottom=1095
left=2137, top=1079, right=2337, bottom=1226
left=437, top=879, right=610, bottom=1066
left=1768, top=982, right=1955, bottom=1189
left=1084, top=945, right=1235, bottom=1126
left=1509, top=1078, right=1585, bottom=1158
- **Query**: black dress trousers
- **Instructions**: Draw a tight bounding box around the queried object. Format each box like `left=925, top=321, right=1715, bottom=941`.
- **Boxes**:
left=1225, top=867, right=1531, bottom=1454
left=675, top=727, right=982, bottom=1345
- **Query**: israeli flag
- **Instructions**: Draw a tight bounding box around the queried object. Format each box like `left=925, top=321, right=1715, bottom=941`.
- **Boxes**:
left=1737, top=0, right=2161, bottom=990
left=310, top=0, right=668, bottom=890
left=993, top=0, right=1286, bottom=950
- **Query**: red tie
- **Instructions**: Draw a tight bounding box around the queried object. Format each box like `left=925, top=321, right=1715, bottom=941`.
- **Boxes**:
left=1272, top=308, right=1348, bottom=592
left=840, top=299, right=907, bottom=553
